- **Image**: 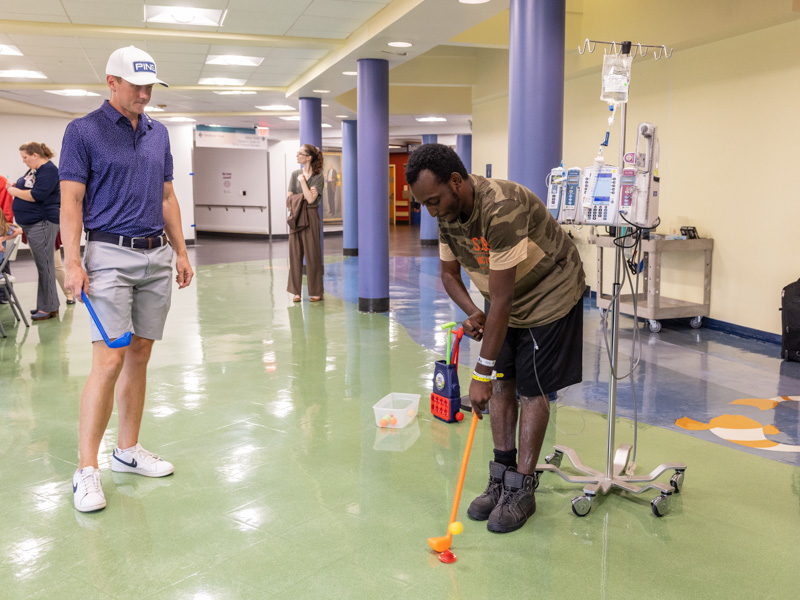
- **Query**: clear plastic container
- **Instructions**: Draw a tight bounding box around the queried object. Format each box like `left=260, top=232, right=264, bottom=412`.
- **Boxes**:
left=373, top=393, right=420, bottom=429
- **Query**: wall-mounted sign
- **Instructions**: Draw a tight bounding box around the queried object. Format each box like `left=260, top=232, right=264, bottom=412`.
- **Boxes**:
left=195, top=125, right=268, bottom=150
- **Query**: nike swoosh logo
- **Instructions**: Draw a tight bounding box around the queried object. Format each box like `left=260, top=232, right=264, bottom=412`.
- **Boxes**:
left=73, top=483, right=78, bottom=493
left=113, top=454, right=138, bottom=468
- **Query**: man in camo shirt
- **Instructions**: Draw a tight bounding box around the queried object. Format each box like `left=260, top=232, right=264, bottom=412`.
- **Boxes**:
left=407, top=144, right=585, bottom=533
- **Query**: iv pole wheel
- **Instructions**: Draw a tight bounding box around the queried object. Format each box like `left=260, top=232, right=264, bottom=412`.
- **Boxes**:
left=648, top=319, right=662, bottom=333
left=571, top=495, right=592, bottom=517
left=545, top=451, right=563, bottom=468
left=690, top=316, right=703, bottom=329
left=651, top=494, right=671, bottom=517
left=670, top=470, right=685, bottom=493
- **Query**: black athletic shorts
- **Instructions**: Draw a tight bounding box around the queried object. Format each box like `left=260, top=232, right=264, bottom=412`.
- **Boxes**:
left=494, top=297, right=584, bottom=397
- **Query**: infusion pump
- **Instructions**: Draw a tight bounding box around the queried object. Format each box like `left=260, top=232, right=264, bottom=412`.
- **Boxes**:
left=581, top=165, right=622, bottom=226
left=550, top=167, right=583, bottom=224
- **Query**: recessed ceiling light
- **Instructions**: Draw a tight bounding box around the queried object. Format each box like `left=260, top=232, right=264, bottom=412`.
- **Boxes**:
left=44, top=89, right=100, bottom=97
left=458, top=0, right=491, bottom=4
left=0, top=70, right=46, bottom=79
left=321, top=104, right=329, bottom=107
left=0, top=45, right=23, bottom=56
left=416, top=116, right=447, bottom=122
left=205, top=55, right=264, bottom=67
left=280, top=116, right=301, bottom=121
left=213, top=90, right=257, bottom=95
left=255, top=105, right=295, bottom=111
left=144, top=106, right=165, bottom=112
left=207, top=124, right=223, bottom=127
left=342, top=71, right=357, bottom=76
left=198, top=78, right=246, bottom=86
left=387, top=42, right=412, bottom=48
left=321, top=124, right=332, bottom=128
left=145, top=5, right=225, bottom=26
left=335, top=115, right=349, bottom=119
left=166, top=117, right=196, bottom=122
left=312, top=89, right=330, bottom=94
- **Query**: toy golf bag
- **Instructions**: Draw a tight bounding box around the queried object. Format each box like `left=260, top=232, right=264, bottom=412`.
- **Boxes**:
left=431, top=360, right=463, bottom=423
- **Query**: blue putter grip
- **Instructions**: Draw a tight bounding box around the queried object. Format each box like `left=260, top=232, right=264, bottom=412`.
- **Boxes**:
left=81, top=290, right=132, bottom=348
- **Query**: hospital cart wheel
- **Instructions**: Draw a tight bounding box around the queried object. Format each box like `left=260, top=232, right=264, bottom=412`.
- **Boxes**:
left=545, top=451, right=562, bottom=468
left=670, top=470, right=685, bottom=493
left=690, top=316, right=703, bottom=329
left=571, top=495, right=591, bottom=517
left=651, top=494, right=670, bottom=517
left=648, top=320, right=662, bottom=333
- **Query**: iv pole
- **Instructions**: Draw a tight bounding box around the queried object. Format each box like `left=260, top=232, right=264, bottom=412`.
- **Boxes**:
left=536, top=40, right=686, bottom=517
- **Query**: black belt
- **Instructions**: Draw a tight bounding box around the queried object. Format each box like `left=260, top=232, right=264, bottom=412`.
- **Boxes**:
left=87, top=230, right=168, bottom=249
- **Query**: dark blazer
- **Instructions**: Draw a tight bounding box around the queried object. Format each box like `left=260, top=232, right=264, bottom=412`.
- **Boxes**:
left=287, top=192, right=309, bottom=232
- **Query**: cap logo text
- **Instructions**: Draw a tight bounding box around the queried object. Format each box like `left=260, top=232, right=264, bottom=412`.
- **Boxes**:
left=133, top=61, right=156, bottom=74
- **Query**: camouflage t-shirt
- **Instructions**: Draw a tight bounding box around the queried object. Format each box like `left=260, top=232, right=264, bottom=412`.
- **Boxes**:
left=439, top=175, right=585, bottom=327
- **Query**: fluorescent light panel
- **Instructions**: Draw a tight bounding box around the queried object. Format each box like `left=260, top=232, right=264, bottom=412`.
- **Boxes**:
left=312, top=89, right=329, bottom=93
left=199, top=77, right=246, bottom=86
left=388, top=42, right=412, bottom=48
left=0, top=70, right=46, bottom=79
left=45, top=89, right=100, bottom=97
left=205, top=55, right=264, bottom=67
left=255, top=104, right=295, bottom=111
left=144, top=106, right=165, bottom=112
left=213, top=90, right=256, bottom=95
left=0, top=45, right=23, bottom=56
left=166, top=117, right=196, bottom=122
left=416, top=116, right=447, bottom=122
left=280, top=116, right=301, bottom=121
left=145, top=5, right=224, bottom=26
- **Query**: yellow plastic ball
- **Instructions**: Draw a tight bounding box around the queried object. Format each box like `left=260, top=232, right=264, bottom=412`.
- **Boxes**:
left=448, top=521, right=463, bottom=535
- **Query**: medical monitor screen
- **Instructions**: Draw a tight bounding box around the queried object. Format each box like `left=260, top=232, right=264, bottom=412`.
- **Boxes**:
left=593, top=173, right=612, bottom=204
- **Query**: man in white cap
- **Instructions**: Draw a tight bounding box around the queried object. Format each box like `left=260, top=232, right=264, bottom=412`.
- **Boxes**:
left=60, top=46, right=193, bottom=512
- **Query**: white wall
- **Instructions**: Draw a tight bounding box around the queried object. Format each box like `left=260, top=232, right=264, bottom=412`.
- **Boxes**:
left=0, top=115, right=70, bottom=186
left=268, top=138, right=300, bottom=237
left=165, top=124, right=196, bottom=243
left=192, top=147, right=270, bottom=235
left=0, top=115, right=195, bottom=244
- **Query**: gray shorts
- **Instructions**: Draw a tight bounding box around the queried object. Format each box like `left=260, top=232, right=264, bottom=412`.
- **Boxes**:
left=83, top=241, right=174, bottom=342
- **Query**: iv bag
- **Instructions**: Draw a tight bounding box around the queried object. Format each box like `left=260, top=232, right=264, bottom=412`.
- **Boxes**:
left=600, top=53, right=633, bottom=104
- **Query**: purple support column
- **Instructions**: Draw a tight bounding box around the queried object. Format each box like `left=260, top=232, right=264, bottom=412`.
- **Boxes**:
left=300, top=97, right=324, bottom=255
left=419, top=134, right=439, bottom=246
left=357, top=59, right=389, bottom=312
left=456, top=134, right=472, bottom=173
left=508, top=0, right=565, bottom=200
left=342, top=119, right=358, bottom=256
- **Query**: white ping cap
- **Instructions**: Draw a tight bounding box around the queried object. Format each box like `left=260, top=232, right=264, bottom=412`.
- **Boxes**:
left=106, top=46, right=169, bottom=87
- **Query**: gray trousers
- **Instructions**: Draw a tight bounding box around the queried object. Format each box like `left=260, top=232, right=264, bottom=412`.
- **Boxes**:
left=20, top=220, right=60, bottom=313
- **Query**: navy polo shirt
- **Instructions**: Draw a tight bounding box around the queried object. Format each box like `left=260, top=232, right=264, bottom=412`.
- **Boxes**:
left=11, top=161, right=61, bottom=226
left=60, top=100, right=174, bottom=238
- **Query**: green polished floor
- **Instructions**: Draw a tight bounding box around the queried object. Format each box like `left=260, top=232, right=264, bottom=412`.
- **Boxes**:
left=2, top=255, right=799, bottom=599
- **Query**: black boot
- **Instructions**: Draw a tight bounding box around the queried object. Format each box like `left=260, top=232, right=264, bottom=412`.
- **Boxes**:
left=487, top=468, right=536, bottom=533
left=467, top=461, right=507, bottom=521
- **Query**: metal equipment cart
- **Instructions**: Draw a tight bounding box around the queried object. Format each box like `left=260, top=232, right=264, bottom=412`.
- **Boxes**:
left=593, top=234, right=714, bottom=333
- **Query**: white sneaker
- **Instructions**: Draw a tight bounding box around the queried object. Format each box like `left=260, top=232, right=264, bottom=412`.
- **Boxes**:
left=111, top=443, right=174, bottom=477
left=73, top=466, right=106, bottom=512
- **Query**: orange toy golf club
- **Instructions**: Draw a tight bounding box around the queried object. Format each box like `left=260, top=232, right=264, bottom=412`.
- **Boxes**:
left=427, top=410, right=480, bottom=555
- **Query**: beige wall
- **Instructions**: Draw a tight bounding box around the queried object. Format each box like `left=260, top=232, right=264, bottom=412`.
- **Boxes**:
left=471, top=19, right=800, bottom=335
